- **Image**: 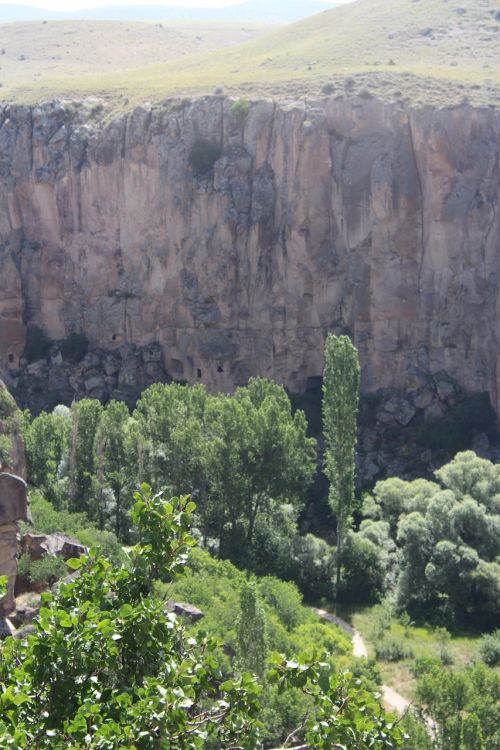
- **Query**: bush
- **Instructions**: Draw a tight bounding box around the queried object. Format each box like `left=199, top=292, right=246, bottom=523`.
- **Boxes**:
left=0, top=434, right=12, bottom=466
left=290, top=623, right=351, bottom=657
left=258, top=576, right=307, bottom=631
left=0, top=388, right=16, bottom=420
left=479, top=630, right=500, bottom=666
left=410, top=655, right=442, bottom=678
left=60, top=332, right=89, bottom=363
left=231, top=97, right=250, bottom=123
left=188, top=139, right=222, bottom=176
left=340, top=532, right=386, bottom=604
left=291, top=533, right=335, bottom=601
left=375, top=635, right=413, bottom=662
left=17, top=552, right=67, bottom=586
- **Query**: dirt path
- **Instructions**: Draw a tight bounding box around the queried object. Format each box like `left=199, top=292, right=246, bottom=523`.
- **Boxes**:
left=311, top=607, right=410, bottom=715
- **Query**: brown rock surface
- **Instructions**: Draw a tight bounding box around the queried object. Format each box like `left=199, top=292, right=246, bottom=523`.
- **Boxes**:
left=0, top=97, right=498, bottom=414
left=0, top=472, right=28, bottom=614
left=21, top=532, right=85, bottom=562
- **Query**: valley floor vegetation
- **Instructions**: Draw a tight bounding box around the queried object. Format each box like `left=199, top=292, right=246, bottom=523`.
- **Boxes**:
left=0, top=486, right=407, bottom=749
left=8, top=337, right=500, bottom=748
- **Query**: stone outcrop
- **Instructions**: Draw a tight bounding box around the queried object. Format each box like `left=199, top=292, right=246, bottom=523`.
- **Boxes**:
left=0, top=383, right=28, bottom=617
left=166, top=600, right=204, bottom=623
left=0, top=96, right=498, bottom=439
left=0, top=472, right=28, bottom=614
left=21, top=532, right=85, bottom=562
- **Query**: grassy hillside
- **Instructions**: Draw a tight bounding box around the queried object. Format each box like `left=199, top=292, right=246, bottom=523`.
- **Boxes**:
left=0, top=19, right=270, bottom=89
left=0, top=0, right=498, bottom=106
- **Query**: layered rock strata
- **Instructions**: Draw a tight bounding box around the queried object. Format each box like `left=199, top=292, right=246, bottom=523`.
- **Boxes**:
left=0, top=97, right=498, bottom=441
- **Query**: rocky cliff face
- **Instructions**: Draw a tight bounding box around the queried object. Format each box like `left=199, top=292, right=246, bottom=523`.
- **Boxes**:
left=0, top=381, right=28, bottom=615
left=0, top=96, right=498, bottom=471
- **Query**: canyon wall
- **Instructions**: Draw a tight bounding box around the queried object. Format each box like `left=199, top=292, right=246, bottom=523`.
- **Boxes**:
left=0, top=96, right=498, bottom=471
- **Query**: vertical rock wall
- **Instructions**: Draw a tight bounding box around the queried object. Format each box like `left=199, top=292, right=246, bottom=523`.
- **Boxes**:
left=0, top=96, right=498, bottom=430
left=0, top=381, right=28, bottom=615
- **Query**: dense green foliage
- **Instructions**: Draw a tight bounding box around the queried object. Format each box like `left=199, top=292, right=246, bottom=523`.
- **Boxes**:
left=322, top=334, right=360, bottom=604
left=237, top=581, right=268, bottom=677
left=0, top=488, right=407, bottom=749
left=23, top=407, right=71, bottom=506
left=414, top=660, right=500, bottom=750
left=16, top=552, right=67, bottom=588
left=358, top=451, right=500, bottom=627
left=0, top=384, right=20, bottom=466
left=0, top=433, right=12, bottom=466
left=22, top=379, right=320, bottom=594
left=479, top=629, right=500, bottom=667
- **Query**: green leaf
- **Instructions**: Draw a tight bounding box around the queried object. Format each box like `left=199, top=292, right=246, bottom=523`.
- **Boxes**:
left=66, top=557, right=83, bottom=570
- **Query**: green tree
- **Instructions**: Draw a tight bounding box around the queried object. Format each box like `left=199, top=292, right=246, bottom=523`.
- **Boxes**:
left=322, top=334, right=360, bottom=608
left=68, top=399, right=103, bottom=520
left=97, top=400, right=138, bottom=540
left=0, top=490, right=407, bottom=750
left=416, top=662, right=499, bottom=750
left=237, top=580, right=268, bottom=677
left=364, top=452, right=500, bottom=626
left=134, top=379, right=316, bottom=570
left=460, top=714, right=485, bottom=750
left=133, top=382, right=207, bottom=498
left=23, top=408, right=71, bottom=507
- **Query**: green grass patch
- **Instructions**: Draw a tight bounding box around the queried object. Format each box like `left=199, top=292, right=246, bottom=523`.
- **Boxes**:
left=1, top=0, right=498, bottom=107
left=350, top=605, right=483, bottom=699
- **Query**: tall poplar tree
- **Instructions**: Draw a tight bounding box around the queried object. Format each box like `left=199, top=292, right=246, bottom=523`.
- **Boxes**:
left=237, top=580, right=268, bottom=677
left=322, top=334, right=360, bottom=608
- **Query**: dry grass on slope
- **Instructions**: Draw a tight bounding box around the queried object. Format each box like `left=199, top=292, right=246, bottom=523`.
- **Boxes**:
left=1, top=0, right=499, bottom=107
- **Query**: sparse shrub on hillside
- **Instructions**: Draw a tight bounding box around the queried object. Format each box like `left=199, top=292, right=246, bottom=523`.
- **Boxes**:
left=375, top=635, right=413, bottom=662
left=0, top=434, right=12, bottom=466
left=16, top=551, right=67, bottom=588
left=231, top=97, right=250, bottom=123
left=479, top=630, right=500, bottom=667
left=188, top=138, right=222, bottom=176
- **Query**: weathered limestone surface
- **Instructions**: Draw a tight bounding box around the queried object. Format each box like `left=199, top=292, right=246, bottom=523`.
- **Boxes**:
left=0, top=97, right=498, bottom=414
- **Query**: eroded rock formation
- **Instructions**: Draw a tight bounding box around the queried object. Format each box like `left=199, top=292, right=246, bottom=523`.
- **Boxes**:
left=0, top=382, right=28, bottom=616
left=0, top=472, right=28, bottom=614
left=0, top=97, right=498, bottom=462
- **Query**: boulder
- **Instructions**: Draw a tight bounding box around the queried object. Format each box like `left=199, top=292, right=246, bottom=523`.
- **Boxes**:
left=11, top=603, right=40, bottom=629
left=0, top=473, right=28, bottom=526
left=0, top=616, right=16, bottom=639
left=21, top=532, right=86, bottom=562
left=377, top=396, right=416, bottom=427
left=167, top=601, right=204, bottom=622
left=13, top=624, right=36, bottom=640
